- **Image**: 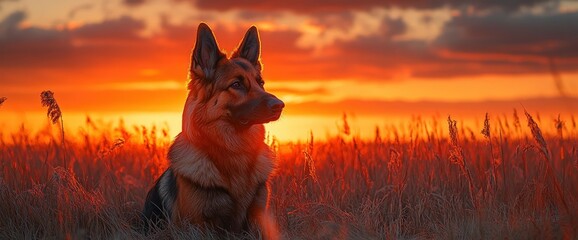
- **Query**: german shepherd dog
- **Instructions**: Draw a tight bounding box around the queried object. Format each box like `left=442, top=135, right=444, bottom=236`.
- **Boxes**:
left=142, top=23, right=283, bottom=238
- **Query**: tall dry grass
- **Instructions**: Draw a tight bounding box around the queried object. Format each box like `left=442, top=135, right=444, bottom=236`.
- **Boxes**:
left=1, top=105, right=577, bottom=239
left=40, top=90, right=68, bottom=168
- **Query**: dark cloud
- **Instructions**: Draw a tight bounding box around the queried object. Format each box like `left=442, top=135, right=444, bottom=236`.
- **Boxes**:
left=0, top=12, right=187, bottom=87
left=0, top=12, right=73, bottom=68
left=298, top=9, right=578, bottom=79
left=73, top=16, right=145, bottom=42
left=431, top=11, right=578, bottom=75
left=123, top=0, right=146, bottom=7
left=295, top=16, right=433, bottom=80
left=381, top=17, right=406, bottom=37
left=179, top=0, right=552, bottom=12
left=409, top=60, right=549, bottom=78
left=0, top=13, right=146, bottom=69
left=0, top=11, right=72, bottom=51
left=336, top=34, right=566, bottom=79
left=0, top=10, right=25, bottom=33
left=435, top=11, right=578, bottom=58
left=2, top=6, right=578, bottom=90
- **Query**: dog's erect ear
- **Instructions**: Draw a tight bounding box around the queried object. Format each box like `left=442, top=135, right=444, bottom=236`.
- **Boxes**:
left=232, top=26, right=261, bottom=70
left=191, top=23, right=225, bottom=81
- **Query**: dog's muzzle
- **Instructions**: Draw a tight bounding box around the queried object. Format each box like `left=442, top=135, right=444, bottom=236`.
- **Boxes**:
left=234, top=95, right=284, bottom=127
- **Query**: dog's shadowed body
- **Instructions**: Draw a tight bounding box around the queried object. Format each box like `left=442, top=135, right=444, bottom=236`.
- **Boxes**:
left=142, top=23, right=283, bottom=239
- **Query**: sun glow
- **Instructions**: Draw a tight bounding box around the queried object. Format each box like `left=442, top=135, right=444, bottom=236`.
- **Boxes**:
left=0, top=108, right=429, bottom=143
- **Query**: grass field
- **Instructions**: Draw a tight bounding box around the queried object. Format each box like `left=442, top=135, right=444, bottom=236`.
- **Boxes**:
left=1, top=110, right=577, bottom=239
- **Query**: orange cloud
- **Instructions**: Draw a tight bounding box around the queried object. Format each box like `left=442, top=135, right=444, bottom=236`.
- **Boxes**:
left=1, top=7, right=578, bottom=117
left=285, top=97, right=578, bottom=117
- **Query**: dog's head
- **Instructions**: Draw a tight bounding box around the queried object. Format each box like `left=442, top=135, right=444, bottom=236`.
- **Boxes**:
left=182, top=23, right=284, bottom=150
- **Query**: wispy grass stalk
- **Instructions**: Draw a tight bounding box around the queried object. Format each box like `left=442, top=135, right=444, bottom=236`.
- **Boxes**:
left=341, top=113, right=351, bottom=136
left=554, top=114, right=565, bottom=160
left=481, top=113, right=497, bottom=193
left=98, top=138, right=126, bottom=170
left=524, top=110, right=569, bottom=214
left=448, top=116, right=477, bottom=209
left=304, top=131, right=318, bottom=184
left=41, top=90, right=67, bottom=168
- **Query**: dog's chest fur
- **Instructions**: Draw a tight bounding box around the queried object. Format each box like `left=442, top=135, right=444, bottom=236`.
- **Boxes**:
left=168, top=133, right=274, bottom=227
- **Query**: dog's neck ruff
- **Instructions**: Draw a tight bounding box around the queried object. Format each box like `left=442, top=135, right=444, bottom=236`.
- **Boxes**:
left=168, top=133, right=275, bottom=190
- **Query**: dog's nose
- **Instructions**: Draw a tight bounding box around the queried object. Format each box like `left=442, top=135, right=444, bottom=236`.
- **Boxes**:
left=267, top=98, right=284, bottom=112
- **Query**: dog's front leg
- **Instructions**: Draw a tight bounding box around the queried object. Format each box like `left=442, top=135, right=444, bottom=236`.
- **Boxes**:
left=247, top=182, right=279, bottom=240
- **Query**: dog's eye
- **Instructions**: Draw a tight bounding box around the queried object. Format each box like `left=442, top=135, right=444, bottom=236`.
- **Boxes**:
left=258, top=80, right=265, bottom=87
left=230, top=81, right=243, bottom=90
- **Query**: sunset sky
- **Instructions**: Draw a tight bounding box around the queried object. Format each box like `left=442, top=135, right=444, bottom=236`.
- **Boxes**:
left=1, top=0, right=577, bottom=141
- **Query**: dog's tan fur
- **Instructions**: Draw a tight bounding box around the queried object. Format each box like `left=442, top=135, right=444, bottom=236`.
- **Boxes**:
left=143, top=23, right=282, bottom=238
left=168, top=133, right=274, bottom=230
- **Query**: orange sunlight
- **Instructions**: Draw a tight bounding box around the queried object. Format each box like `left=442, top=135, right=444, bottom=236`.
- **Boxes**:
left=2, top=1, right=578, bottom=239
left=1, top=1, right=578, bottom=142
